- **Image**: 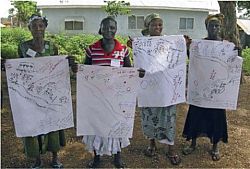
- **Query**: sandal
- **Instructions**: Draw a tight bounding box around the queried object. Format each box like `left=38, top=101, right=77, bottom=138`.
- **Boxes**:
left=166, top=154, right=181, bottom=165
left=210, top=150, right=220, bottom=161
left=113, top=159, right=126, bottom=168
left=143, top=146, right=157, bottom=157
left=88, top=155, right=101, bottom=168
left=182, top=146, right=195, bottom=155
left=31, top=162, right=43, bottom=169
left=50, top=162, right=63, bottom=168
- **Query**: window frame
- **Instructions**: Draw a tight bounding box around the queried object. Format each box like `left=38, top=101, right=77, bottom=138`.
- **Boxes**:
left=128, top=15, right=145, bottom=30
left=179, top=17, right=194, bottom=30
left=64, top=17, right=84, bottom=31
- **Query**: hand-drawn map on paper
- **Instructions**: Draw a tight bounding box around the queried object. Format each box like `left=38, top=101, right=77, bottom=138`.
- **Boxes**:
left=133, top=35, right=187, bottom=107
left=76, top=65, right=139, bottom=138
left=187, top=40, right=242, bottom=110
left=5, top=56, right=74, bottom=137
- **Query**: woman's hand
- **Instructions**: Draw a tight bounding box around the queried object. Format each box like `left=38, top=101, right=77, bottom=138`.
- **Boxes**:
left=127, top=36, right=133, bottom=48
left=66, top=56, right=78, bottom=73
left=137, top=68, right=146, bottom=78
left=184, top=35, right=192, bottom=49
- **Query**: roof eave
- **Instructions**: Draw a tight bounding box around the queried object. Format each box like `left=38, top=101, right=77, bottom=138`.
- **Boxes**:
left=38, top=5, right=217, bottom=12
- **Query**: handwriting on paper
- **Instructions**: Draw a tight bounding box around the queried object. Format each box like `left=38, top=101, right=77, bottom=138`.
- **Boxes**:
left=187, top=40, right=242, bottom=110
left=133, top=35, right=187, bottom=107
left=76, top=65, right=139, bottom=138
left=5, top=56, right=74, bottom=137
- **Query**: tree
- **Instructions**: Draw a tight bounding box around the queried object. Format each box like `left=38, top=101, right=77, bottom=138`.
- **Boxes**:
left=10, top=0, right=39, bottom=27
left=237, top=1, right=250, bottom=18
left=219, top=1, right=240, bottom=48
left=102, top=0, right=131, bottom=17
left=219, top=1, right=246, bottom=83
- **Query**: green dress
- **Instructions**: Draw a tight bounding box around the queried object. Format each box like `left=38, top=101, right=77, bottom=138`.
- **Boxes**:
left=18, top=40, right=66, bottom=157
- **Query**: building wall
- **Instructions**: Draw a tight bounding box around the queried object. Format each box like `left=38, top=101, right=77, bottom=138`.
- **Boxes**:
left=42, top=8, right=209, bottom=39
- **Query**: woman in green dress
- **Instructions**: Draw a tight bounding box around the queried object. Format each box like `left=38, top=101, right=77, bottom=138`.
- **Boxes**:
left=18, top=14, right=65, bottom=168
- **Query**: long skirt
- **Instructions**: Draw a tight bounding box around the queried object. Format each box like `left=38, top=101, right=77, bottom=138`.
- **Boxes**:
left=182, top=105, right=228, bottom=144
left=23, top=130, right=66, bottom=158
left=83, top=135, right=130, bottom=156
left=141, top=105, right=177, bottom=145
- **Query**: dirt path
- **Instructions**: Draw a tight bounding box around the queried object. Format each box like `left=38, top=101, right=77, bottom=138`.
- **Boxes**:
left=1, top=71, right=250, bottom=168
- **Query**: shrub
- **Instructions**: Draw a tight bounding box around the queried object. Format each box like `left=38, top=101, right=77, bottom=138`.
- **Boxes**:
left=242, top=48, right=250, bottom=75
left=1, top=28, right=131, bottom=64
left=1, top=27, right=31, bottom=45
left=1, top=44, right=18, bottom=59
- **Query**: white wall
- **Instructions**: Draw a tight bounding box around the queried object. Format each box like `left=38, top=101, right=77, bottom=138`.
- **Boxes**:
left=42, top=8, right=209, bottom=39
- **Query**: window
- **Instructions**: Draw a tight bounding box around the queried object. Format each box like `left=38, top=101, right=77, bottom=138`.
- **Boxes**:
left=179, top=18, right=194, bottom=30
left=128, top=15, right=144, bottom=29
left=65, top=17, right=84, bottom=30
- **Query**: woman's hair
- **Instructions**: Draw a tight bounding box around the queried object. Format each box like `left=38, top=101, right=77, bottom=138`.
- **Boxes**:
left=98, top=16, right=117, bottom=35
left=28, top=14, right=48, bottom=28
left=205, top=13, right=224, bottom=28
left=141, top=13, right=162, bottom=36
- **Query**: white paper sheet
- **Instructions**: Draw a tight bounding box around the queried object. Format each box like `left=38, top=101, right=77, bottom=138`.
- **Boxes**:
left=133, top=35, right=187, bottom=107
left=187, top=40, right=242, bottom=110
left=5, top=56, right=74, bottom=137
left=76, top=65, right=139, bottom=138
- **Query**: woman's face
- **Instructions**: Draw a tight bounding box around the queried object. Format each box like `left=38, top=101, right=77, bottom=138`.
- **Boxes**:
left=207, top=19, right=221, bottom=39
left=100, top=19, right=117, bottom=39
left=148, top=18, right=163, bottom=36
left=29, top=19, right=46, bottom=39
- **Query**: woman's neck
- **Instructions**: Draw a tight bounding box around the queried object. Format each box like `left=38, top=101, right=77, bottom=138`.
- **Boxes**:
left=32, top=38, right=45, bottom=52
left=102, top=38, right=115, bottom=53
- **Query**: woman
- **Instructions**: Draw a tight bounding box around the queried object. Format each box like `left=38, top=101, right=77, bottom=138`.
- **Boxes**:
left=18, top=14, right=65, bottom=168
left=182, top=14, right=228, bottom=161
left=82, top=16, right=144, bottom=168
left=138, top=13, right=181, bottom=165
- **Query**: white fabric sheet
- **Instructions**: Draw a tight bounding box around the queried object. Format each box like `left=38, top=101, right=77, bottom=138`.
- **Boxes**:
left=133, top=35, right=187, bottom=107
left=76, top=65, right=139, bottom=138
left=187, top=40, right=242, bottom=110
left=5, top=56, right=74, bottom=137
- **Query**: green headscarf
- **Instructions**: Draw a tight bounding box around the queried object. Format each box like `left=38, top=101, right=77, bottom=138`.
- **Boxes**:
left=141, top=13, right=162, bottom=36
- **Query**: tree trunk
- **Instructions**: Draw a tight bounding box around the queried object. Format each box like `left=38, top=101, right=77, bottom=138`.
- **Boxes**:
left=219, top=1, right=245, bottom=83
left=219, top=1, right=240, bottom=47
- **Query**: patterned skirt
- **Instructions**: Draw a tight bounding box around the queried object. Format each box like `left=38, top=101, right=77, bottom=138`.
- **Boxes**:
left=141, top=105, right=177, bottom=145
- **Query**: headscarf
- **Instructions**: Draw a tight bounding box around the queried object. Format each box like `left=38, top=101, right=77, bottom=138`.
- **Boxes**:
left=98, top=16, right=117, bottom=35
left=141, top=13, right=162, bottom=36
left=205, top=13, right=224, bottom=28
left=28, top=14, right=48, bottom=28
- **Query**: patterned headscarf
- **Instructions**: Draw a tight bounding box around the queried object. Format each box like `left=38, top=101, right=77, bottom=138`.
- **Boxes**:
left=141, top=13, right=162, bottom=36
left=205, top=13, right=224, bottom=28
left=28, top=14, right=48, bottom=28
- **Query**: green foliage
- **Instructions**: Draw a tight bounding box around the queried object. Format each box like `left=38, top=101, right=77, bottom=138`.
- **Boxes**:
left=1, top=27, right=32, bottom=59
left=242, top=48, right=250, bottom=75
left=10, top=0, right=39, bottom=26
left=1, top=44, right=18, bottom=59
left=1, top=27, right=31, bottom=45
left=102, top=0, right=131, bottom=17
left=48, top=33, right=101, bottom=63
left=1, top=28, right=131, bottom=64
left=237, top=1, right=250, bottom=18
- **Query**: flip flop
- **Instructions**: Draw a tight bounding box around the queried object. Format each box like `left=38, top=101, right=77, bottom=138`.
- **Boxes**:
left=210, top=150, right=220, bottom=161
left=144, top=146, right=157, bottom=157
left=50, top=162, right=63, bottom=168
left=182, top=146, right=196, bottom=155
left=166, top=154, right=181, bottom=165
left=88, top=157, right=101, bottom=168
left=31, top=162, right=43, bottom=169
